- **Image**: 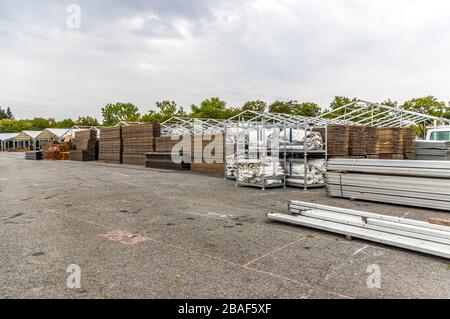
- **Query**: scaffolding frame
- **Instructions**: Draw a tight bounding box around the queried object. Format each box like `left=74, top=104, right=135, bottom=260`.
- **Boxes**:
left=161, top=117, right=226, bottom=137
left=318, top=100, right=450, bottom=128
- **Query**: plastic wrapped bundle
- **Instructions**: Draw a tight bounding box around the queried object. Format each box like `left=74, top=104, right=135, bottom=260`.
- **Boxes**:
left=286, top=159, right=326, bottom=185
left=273, top=129, right=323, bottom=150
left=237, top=158, right=284, bottom=185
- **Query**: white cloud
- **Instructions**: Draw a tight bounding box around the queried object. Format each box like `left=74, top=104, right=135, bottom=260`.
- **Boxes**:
left=1, top=0, right=450, bottom=120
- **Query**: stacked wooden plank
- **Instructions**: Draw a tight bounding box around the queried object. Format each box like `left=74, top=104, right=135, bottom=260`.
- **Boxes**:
left=327, top=158, right=450, bottom=211
left=99, top=126, right=122, bottom=164
left=190, top=133, right=225, bottom=175
left=122, top=123, right=161, bottom=165
left=376, top=128, right=402, bottom=159
left=327, top=125, right=349, bottom=158
left=145, top=152, right=190, bottom=170
left=348, top=126, right=367, bottom=157
left=71, top=129, right=97, bottom=161
left=400, top=128, right=416, bottom=160
left=155, top=135, right=184, bottom=153
left=365, top=127, right=379, bottom=158
left=415, top=141, right=450, bottom=160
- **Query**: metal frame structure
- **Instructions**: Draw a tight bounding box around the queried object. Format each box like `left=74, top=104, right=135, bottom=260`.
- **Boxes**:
left=318, top=100, right=450, bottom=128
left=225, top=110, right=328, bottom=190
left=161, top=117, right=226, bottom=137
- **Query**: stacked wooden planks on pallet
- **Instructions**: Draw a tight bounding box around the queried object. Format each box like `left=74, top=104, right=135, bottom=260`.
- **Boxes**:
left=70, top=129, right=97, bottom=161
left=348, top=126, right=367, bottom=157
left=327, top=125, right=349, bottom=158
left=376, top=128, right=403, bottom=159
left=415, top=141, right=450, bottom=160
left=99, top=126, right=122, bottom=164
left=365, top=127, right=379, bottom=158
left=155, top=135, right=184, bottom=153
left=400, top=128, right=416, bottom=160
left=190, top=133, right=225, bottom=175
left=145, top=152, right=191, bottom=170
left=122, top=123, right=161, bottom=165
left=327, top=158, right=450, bottom=211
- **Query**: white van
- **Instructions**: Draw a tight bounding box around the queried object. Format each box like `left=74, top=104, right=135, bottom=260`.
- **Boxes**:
left=426, top=126, right=450, bottom=141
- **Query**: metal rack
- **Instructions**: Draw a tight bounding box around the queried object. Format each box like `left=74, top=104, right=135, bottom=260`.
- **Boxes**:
left=234, top=119, right=286, bottom=190
left=283, top=123, right=328, bottom=190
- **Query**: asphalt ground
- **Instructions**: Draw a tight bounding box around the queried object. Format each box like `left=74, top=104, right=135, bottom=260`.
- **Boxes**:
left=0, top=152, right=449, bottom=298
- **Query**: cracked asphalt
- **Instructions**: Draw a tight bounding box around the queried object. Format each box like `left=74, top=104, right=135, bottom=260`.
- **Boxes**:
left=0, top=152, right=449, bottom=299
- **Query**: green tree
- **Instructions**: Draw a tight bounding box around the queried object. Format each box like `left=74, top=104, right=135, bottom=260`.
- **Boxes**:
left=190, top=97, right=233, bottom=119
left=401, top=96, right=450, bottom=118
left=54, top=118, right=76, bottom=128
left=322, top=96, right=358, bottom=119
left=141, top=100, right=186, bottom=123
left=240, top=100, right=267, bottom=113
left=269, top=100, right=294, bottom=114
left=295, top=102, right=322, bottom=117
left=269, top=100, right=322, bottom=117
left=101, top=102, right=140, bottom=126
left=6, top=107, right=13, bottom=119
left=75, top=116, right=99, bottom=126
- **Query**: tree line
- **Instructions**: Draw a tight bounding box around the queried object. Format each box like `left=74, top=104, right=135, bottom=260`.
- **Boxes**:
left=1, top=95, right=449, bottom=133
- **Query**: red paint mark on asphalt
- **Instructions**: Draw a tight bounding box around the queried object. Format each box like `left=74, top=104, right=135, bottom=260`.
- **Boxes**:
left=99, top=230, right=151, bottom=245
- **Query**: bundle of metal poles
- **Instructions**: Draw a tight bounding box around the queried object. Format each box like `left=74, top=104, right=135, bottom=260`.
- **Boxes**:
left=267, top=201, right=450, bottom=259
left=326, top=158, right=450, bottom=211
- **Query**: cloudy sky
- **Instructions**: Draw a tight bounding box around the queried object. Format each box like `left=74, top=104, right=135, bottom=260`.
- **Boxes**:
left=1, top=0, right=450, bottom=120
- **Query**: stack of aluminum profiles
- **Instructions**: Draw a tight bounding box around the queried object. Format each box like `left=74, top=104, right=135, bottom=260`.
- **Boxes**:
left=268, top=201, right=450, bottom=259
left=326, top=158, right=450, bottom=211
left=415, top=141, right=450, bottom=160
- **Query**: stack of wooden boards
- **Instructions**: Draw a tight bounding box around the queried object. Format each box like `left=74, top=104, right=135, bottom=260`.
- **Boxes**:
left=327, top=125, right=416, bottom=159
left=25, top=151, right=43, bottom=160
left=190, top=133, right=225, bottom=175
left=327, top=158, right=450, bottom=211
left=415, top=141, right=450, bottom=160
left=99, top=126, right=122, bottom=164
left=268, top=201, right=450, bottom=259
left=145, top=152, right=190, bottom=170
left=42, top=143, right=73, bottom=160
left=70, top=129, right=97, bottom=161
left=122, top=123, right=160, bottom=165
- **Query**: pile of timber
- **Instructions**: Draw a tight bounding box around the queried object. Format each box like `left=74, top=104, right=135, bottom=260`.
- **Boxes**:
left=415, top=141, right=450, bottom=160
left=25, top=151, right=43, bottom=160
left=268, top=201, right=450, bottom=259
left=376, top=128, right=402, bottom=159
left=122, top=123, right=161, bottom=165
left=155, top=135, right=184, bottom=153
left=190, top=133, right=225, bottom=175
left=70, top=129, right=97, bottom=161
left=145, top=152, right=190, bottom=170
left=99, top=126, right=122, bottom=164
left=327, top=126, right=415, bottom=159
left=326, top=158, right=450, bottom=211
left=366, top=127, right=379, bottom=158
left=400, top=128, right=416, bottom=160
left=327, top=125, right=349, bottom=158
left=42, top=143, right=73, bottom=160
left=348, top=126, right=367, bottom=157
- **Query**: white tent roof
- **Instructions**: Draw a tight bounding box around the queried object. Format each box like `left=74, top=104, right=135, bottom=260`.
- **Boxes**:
left=0, top=133, right=19, bottom=141
left=21, top=131, right=42, bottom=139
